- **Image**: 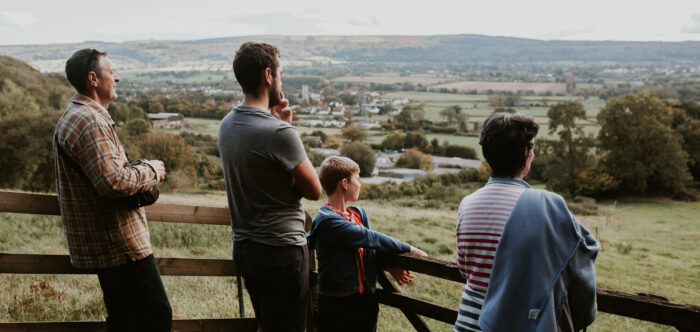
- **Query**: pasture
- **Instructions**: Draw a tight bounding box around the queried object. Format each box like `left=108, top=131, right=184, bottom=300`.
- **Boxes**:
left=431, top=81, right=567, bottom=94
left=1, top=189, right=697, bottom=331
left=331, top=74, right=460, bottom=85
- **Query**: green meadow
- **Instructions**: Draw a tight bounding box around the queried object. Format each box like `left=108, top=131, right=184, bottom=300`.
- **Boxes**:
left=1, top=190, right=697, bottom=331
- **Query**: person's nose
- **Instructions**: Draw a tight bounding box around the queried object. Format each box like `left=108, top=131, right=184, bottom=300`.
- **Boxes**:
left=115, top=73, right=120, bottom=83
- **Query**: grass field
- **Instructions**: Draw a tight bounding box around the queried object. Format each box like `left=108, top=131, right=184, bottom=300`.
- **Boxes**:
left=1, top=188, right=697, bottom=331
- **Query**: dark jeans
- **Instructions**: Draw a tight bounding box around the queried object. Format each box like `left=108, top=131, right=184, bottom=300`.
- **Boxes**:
left=318, top=292, right=378, bottom=332
left=234, top=240, right=309, bottom=332
left=96, top=254, right=172, bottom=332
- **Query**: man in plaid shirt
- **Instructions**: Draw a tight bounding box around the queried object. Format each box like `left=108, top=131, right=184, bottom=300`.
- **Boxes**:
left=53, top=48, right=171, bottom=332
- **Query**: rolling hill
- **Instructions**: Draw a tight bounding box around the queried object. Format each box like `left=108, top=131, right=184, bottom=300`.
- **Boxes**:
left=0, top=34, right=698, bottom=73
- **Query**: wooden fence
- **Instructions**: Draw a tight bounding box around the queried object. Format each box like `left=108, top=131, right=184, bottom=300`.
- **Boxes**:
left=1, top=190, right=699, bottom=332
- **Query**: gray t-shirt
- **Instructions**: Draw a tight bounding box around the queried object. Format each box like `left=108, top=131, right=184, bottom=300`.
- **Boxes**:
left=218, top=106, right=308, bottom=246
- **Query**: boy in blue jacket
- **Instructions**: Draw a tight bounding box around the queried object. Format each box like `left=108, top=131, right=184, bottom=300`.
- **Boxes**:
left=307, top=156, right=428, bottom=332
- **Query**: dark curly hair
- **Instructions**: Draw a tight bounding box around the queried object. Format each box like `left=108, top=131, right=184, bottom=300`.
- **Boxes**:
left=233, top=42, right=280, bottom=95
left=480, top=112, right=539, bottom=177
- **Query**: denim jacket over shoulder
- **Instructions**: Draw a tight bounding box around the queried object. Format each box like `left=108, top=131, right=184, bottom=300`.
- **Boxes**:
left=479, top=181, right=599, bottom=332
left=307, top=205, right=410, bottom=294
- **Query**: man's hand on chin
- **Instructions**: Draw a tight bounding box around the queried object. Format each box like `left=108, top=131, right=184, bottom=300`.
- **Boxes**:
left=270, top=92, right=293, bottom=124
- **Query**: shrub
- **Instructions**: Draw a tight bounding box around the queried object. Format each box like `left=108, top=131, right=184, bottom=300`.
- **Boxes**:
left=341, top=124, right=367, bottom=142
left=308, top=151, right=326, bottom=167
left=575, top=166, right=620, bottom=197
left=340, top=142, right=376, bottom=177
left=395, top=148, right=434, bottom=170
left=443, top=145, right=477, bottom=159
left=381, top=132, right=405, bottom=150
left=125, top=118, right=151, bottom=136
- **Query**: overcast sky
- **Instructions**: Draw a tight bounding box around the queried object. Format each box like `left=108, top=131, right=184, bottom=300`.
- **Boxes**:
left=1, top=0, right=699, bottom=45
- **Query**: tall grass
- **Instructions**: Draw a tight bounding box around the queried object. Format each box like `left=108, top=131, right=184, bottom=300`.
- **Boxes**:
left=1, top=191, right=697, bottom=332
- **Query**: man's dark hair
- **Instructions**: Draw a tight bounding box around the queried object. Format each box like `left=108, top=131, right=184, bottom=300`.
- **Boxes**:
left=233, top=42, right=280, bottom=95
left=65, top=48, right=107, bottom=94
left=480, top=112, right=539, bottom=177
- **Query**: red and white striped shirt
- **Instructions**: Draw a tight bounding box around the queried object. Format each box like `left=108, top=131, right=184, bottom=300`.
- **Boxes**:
left=454, top=180, right=527, bottom=331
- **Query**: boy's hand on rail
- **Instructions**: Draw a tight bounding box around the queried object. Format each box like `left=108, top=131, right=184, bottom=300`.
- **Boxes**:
left=409, top=246, right=428, bottom=257
left=388, top=267, right=416, bottom=286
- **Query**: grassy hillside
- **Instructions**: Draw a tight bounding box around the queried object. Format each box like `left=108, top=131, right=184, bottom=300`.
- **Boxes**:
left=0, top=190, right=697, bottom=331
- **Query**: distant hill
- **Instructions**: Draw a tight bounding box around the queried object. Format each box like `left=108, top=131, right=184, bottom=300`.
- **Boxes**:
left=0, top=35, right=698, bottom=72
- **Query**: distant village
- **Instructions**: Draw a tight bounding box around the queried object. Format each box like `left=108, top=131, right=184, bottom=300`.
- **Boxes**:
left=145, top=84, right=481, bottom=184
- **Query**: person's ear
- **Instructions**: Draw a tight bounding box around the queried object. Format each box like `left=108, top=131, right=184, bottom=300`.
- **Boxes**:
left=264, top=67, right=273, bottom=86
left=341, top=178, right=349, bottom=191
left=87, top=71, right=99, bottom=87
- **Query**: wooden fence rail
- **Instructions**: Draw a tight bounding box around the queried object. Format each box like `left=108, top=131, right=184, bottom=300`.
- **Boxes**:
left=1, top=190, right=699, bottom=332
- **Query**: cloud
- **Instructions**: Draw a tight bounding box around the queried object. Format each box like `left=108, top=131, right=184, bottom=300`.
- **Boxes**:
left=681, top=13, right=700, bottom=33
left=348, top=16, right=380, bottom=27
left=0, top=11, right=38, bottom=28
left=231, top=12, right=323, bottom=34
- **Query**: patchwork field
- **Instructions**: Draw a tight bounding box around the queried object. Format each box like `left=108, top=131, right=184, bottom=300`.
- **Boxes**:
left=331, top=74, right=460, bottom=85
left=431, top=81, right=567, bottom=94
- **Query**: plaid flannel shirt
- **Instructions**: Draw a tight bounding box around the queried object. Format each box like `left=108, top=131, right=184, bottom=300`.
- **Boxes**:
left=53, top=94, right=159, bottom=269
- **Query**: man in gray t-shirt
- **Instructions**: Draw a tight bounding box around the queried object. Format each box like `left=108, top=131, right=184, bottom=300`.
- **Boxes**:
left=219, top=42, right=321, bottom=332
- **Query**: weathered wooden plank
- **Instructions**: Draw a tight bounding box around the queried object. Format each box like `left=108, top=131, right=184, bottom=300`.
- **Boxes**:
left=377, top=271, right=432, bottom=332
left=0, top=253, right=237, bottom=276
left=375, top=289, right=457, bottom=324
left=380, top=252, right=463, bottom=283
left=0, top=190, right=231, bottom=225
left=145, top=204, right=230, bottom=225
left=0, top=191, right=59, bottom=216
left=596, top=288, right=700, bottom=332
left=0, top=318, right=258, bottom=332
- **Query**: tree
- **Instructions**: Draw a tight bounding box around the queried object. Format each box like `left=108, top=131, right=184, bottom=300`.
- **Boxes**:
left=538, top=101, right=595, bottom=196
left=125, top=119, right=152, bottom=136
left=341, top=124, right=367, bottom=142
left=321, top=85, right=338, bottom=102
left=381, top=132, right=405, bottom=150
left=440, top=105, right=468, bottom=132
left=671, top=101, right=700, bottom=180
left=136, top=132, right=194, bottom=171
left=340, top=142, right=376, bottom=177
left=404, top=131, right=428, bottom=151
left=597, top=92, right=691, bottom=195
left=338, top=93, right=359, bottom=106
left=393, top=105, right=425, bottom=131
left=310, top=130, right=328, bottom=143
left=0, top=109, right=60, bottom=191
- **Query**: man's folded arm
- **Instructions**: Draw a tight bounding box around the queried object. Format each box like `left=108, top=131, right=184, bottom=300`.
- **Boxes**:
left=291, top=158, right=322, bottom=200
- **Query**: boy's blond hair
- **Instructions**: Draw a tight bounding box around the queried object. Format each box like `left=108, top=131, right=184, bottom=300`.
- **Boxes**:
left=319, top=156, right=360, bottom=195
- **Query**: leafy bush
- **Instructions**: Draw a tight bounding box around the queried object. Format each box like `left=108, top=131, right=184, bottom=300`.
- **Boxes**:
left=125, top=118, right=151, bottom=136
left=395, top=149, right=433, bottom=170
left=443, top=145, right=477, bottom=159
left=340, top=142, right=376, bottom=177
left=308, top=151, right=326, bottom=167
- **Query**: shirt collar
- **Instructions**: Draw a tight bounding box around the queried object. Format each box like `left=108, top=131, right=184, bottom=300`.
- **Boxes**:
left=487, top=177, right=532, bottom=189
left=71, top=94, right=115, bottom=126
left=235, top=105, right=269, bottom=114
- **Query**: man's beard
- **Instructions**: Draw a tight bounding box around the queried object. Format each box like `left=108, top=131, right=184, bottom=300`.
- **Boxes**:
left=268, top=84, right=281, bottom=108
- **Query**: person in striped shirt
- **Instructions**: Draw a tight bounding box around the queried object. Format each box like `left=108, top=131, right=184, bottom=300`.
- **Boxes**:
left=455, top=112, right=598, bottom=332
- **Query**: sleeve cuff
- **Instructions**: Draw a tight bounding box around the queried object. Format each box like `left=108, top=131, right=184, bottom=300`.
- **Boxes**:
left=142, top=160, right=160, bottom=184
